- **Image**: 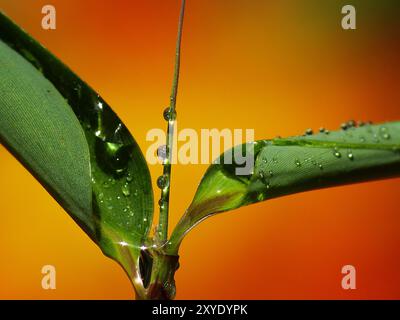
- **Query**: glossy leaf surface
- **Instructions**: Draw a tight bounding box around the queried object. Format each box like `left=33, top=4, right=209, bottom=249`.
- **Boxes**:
left=0, top=12, right=153, bottom=288
left=168, top=122, right=400, bottom=252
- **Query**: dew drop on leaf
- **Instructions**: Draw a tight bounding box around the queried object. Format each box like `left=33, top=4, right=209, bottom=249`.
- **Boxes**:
left=122, top=184, right=131, bottom=197
left=305, top=128, right=313, bottom=135
left=333, top=150, right=342, bottom=158
left=97, top=140, right=132, bottom=175
left=157, top=145, right=168, bottom=162
left=347, top=152, right=354, bottom=160
left=157, top=175, right=169, bottom=189
left=126, top=172, right=133, bottom=183
left=163, top=107, right=177, bottom=121
left=347, top=120, right=356, bottom=128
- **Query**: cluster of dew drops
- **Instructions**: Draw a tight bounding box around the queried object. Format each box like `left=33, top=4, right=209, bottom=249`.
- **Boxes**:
left=272, top=119, right=393, bottom=174
left=256, top=119, right=393, bottom=201
left=156, top=107, right=177, bottom=208
left=301, top=120, right=392, bottom=164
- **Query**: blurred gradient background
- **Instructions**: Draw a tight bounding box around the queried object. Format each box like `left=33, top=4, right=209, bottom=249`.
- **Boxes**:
left=0, top=0, right=399, bottom=299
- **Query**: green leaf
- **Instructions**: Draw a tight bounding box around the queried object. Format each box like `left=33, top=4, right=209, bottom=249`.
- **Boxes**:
left=168, top=122, right=400, bottom=253
left=0, top=12, right=153, bottom=290
left=0, top=39, right=93, bottom=233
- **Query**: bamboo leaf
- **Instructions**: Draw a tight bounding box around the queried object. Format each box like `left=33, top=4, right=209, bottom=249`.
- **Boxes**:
left=0, top=12, right=153, bottom=288
left=168, top=122, right=400, bottom=253
left=0, top=39, right=93, bottom=233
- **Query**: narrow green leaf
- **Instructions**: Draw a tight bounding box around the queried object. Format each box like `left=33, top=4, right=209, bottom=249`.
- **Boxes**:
left=168, top=122, right=400, bottom=253
left=0, top=12, right=153, bottom=290
left=0, top=39, right=93, bottom=234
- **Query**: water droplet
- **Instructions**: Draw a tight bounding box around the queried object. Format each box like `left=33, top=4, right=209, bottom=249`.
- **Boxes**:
left=347, top=120, right=356, bottom=128
left=380, top=127, right=387, bottom=132
left=103, top=181, right=109, bottom=188
left=143, top=218, right=148, bottom=222
left=95, top=139, right=132, bottom=175
left=295, top=159, right=301, bottom=167
left=126, top=172, right=133, bottom=183
left=383, top=133, right=390, bottom=140
left=347, top=152, right=354, bottom=160
left=122, top=184, right=131, bottom=197
left=305, top=128, right=313, bottom=135
left=318, top=164, right=323, bottom=170
left=98, top=193, right=104, bottom=201
left=333, top=150, right=342, bottom=158
left=163, top=107, right=177, bottom=121
left=360, top=137, right=366, bottom=142
left=123, top=207, right=128, bottom=213
left=116, top=195, right=121, bottom=200
left=357, top=121, right=365, bottom=127
left=157, top=175, right=169, bottom=189
left=340, top=123, right=348, bottom=130
left=158, top=199, right=164, bottom=206
left=157, top=145, right=168, bottom=162
left=272, top=157, right=278, bottom=164
left=319, top=127, right=326, bottom=133
left=269, top=170, right=273, bottom=177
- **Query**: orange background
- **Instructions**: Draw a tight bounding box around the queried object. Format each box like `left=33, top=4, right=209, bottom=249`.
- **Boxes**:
left=0, top=0, right=399, bottom=299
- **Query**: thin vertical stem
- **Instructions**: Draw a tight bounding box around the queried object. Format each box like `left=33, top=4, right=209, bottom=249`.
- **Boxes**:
left=157, top=0, right=186, bottom=243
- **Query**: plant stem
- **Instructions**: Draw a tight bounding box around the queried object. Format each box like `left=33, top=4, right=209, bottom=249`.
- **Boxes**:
left=157, top=0, right=186, bottom=243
